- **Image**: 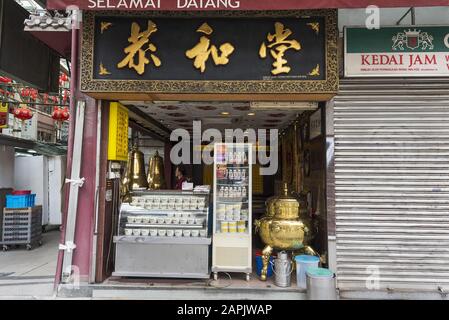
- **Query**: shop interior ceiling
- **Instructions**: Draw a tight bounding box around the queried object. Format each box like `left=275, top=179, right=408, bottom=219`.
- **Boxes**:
left=121, top=101, right=318, bottom=139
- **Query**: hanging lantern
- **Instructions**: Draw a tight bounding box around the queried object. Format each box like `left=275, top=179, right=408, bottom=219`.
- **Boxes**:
left=14, top=105, right=33, bottom=121
left=52, top=106, right=69, bottom=122
left=52, top=106, right=62, bottom=121
left=60, top=106, right=69, bottom=121
left=21, top=88, right=30, bottom=98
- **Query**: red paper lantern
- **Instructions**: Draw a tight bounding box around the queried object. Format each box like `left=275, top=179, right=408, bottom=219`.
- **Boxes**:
left=14, top=105, right=33, bottom=121
left=52, top=106, right=69, bottom=122
left=60, top=107, right=70, bottom=121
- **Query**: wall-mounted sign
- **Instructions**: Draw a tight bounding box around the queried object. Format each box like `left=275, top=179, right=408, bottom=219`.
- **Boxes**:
left=108, top=102, right=129, bottom=161
left=81, top=10, right=338, bottom=98
left=47, top=0, right=449, bottom=11
left=309, top=108, right=321, bottom=140
left=0, top=103, right=8, bottom=128
left=345, top=26, right=449, bottom=77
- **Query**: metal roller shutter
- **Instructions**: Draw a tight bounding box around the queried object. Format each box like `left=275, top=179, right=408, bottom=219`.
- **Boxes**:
left=334, top=78, right=449, bottom=292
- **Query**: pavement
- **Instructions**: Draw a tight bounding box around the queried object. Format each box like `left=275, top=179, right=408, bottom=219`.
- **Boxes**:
left=0, top=230, right=59, bottom=299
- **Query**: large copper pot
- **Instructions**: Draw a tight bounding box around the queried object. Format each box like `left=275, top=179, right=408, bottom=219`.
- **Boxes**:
left=147, top=150, right=166, bottom=190
left=255, top=183, right=318, bottom=281
left=121, top=145, right=148, bottom=202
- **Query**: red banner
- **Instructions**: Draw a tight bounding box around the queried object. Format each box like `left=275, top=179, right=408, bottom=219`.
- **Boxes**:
left=47, top=0, right=449, bottom=10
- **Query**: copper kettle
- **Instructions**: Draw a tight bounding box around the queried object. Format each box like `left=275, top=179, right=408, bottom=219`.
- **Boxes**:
left=147, top=150, right=166, bottom=190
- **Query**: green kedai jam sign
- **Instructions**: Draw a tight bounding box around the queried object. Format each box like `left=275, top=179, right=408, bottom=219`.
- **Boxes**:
left=345, top=26, right=449, bottom=77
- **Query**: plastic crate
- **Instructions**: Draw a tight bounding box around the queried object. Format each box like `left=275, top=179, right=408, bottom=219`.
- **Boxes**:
left=5, top=194, right=36, bottom=209
left=1, top=206, right=42, bottom=248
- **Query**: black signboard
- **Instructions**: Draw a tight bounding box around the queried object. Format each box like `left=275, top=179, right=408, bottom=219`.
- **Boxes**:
left=81, top=10, right=338, bottom=96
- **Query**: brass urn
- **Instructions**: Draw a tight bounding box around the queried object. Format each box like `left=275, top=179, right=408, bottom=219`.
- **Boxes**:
left=147, top=150, right=166, bottom=190
left=121, top=145, right=148, bottom=202
left=255, top=182, right=318, bottom=281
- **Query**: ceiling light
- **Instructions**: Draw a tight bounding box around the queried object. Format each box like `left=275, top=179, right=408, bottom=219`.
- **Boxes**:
left=221, top=112, right=230, bottom=116
left=250, top=101, right=318, bottom=110
left=28, top=149, right=37, bottom=154
left=247, top=112, right=256, bottom=116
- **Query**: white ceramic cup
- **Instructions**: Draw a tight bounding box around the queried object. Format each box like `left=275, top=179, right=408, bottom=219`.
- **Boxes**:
left=195, top=218, right=204, bottom=225
left=180, top=218, right=188, bottom=224
left=141, top=229, right=150, bottom=236
left=132, top=229, right=141, bottom=236
left=158, top=229, right=167, bottom=237
left=127, top=216, right=135, bottom=223
left=191, top=230, right=199, bottom=237
left=124, top=228, right=133, bottom=236
left=157, top=217, right=165, bottom=224
left=172, top=217, right=180, bottom=224
left=199, top=230, right=207, bottom=237
left=164, top=217, right=173, bottom=224
left=187, top=218, right=195, bottom=225
left=149, top=216, right=157, bottom=224
left=141, top=216, right=150, bottom=224
left=182, top=230, right=191, bottom=237
left=175, top=229, right=183, bottom=237
left=166, top=229, right=174, bottom=237
left=149, top=229, right=158, bottom=236
left=134, top=216, right=143, bottom=224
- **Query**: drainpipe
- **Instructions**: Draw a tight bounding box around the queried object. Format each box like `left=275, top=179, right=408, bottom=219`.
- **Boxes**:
left=54, top=18, right=79, bottom=291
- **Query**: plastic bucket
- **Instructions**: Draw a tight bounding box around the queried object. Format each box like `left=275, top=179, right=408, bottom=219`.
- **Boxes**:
left=306, top=267, right=337, bottom=300
left=294, top=255, right=320, bottom=289
left=12, top=190, right=31, bottom=195
left=255, top=255, right=274, bottom=277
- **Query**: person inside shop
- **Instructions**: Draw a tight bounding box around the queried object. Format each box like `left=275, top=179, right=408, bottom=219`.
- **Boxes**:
left=174, top=164, right=188, bottom=190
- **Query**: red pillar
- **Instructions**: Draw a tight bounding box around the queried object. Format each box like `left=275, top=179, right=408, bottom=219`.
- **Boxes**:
left=71, top=95, right=97, bottom=279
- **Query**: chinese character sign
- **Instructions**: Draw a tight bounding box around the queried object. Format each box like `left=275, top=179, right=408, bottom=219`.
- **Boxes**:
left=259, top=22, right=301, bottom=75
left=117, top=20, right=161, bottom=75
left=92, top=16, right=328, bottom=82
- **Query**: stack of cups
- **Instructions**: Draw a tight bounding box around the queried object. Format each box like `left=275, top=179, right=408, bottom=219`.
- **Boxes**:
left=237, top=221, right=246, bottom=233
left=221, top=221, right=229, bottom=233
left=228, top=221, right=237, bottom=233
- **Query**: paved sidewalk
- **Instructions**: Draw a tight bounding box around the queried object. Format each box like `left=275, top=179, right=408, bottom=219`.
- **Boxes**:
left=0, top=230, right=59, bottom=299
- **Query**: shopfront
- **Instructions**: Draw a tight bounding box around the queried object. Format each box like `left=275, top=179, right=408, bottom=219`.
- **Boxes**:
left=54, top=7, right=339, bottom=298
left=330, top=26, right=449, bottom=299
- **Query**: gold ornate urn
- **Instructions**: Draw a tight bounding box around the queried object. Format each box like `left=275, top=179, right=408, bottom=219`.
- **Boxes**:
left=121, top=145, right=149, bottom=202
left=255, top=182, right=319, bottom=280
left=147, top=150, right=166, bottom=190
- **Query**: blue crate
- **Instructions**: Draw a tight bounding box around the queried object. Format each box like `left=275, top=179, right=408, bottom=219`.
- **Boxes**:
left=5, top=194, right=36, bottom=209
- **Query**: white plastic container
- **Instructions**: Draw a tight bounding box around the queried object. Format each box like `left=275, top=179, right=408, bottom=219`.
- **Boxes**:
left=294, top=255, right=320, bottom=289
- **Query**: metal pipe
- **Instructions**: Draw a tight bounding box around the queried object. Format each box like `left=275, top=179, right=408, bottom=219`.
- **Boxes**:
left=54, top=21, right=79, bottom=291
left=396, top=7, right=412, bottom=25
left=411, top=7, right=416, bottom=25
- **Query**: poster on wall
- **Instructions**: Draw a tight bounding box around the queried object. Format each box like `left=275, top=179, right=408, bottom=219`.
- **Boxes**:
left=0, top=103, right=8, bottom=128
left=345, top=26, right=449, bottom=77
left=309, top=108, right=322, bottom=140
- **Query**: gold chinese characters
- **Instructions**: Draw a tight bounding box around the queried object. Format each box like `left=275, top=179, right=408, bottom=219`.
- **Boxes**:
left=185, top=22, right=235, bottom=73
left=117, top=20, right=162, bottom=75
left=259, top=22, right=301, bottom=75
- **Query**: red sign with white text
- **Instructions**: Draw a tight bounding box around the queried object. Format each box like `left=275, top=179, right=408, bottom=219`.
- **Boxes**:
left=47, top=0, right=449, bottom=10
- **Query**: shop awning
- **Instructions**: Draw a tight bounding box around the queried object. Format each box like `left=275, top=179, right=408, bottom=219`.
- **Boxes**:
left=47, top=0, right=449, bottom=10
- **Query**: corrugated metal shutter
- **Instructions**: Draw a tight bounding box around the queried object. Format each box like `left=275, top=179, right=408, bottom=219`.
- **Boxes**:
left=334, top=78, right=449, bottom=292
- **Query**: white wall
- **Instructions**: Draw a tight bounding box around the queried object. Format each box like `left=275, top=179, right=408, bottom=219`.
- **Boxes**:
left=14, top=156, right=49, bottom=225
left=48, top=155, right=66, bottom=225
left=339, top=6, right=449, bottom=33
left=0, top=145, right=15, bottom=188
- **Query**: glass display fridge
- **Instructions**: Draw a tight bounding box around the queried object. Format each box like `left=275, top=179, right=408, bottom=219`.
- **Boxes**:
left=212, top=143, right=252, bottom=281
left=113, top=189, right=211, bottom=279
